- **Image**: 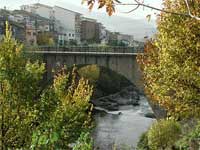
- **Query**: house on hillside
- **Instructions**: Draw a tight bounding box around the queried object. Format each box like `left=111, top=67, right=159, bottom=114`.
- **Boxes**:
left=100, top=27, right=109, bottom=44
left=21, top=3, right=54, bottom=20
left=0, top=14, right=25, bottom=42
left=117, top=33, right=134, bottom=46
left=20, top=3, right=82, bottom=45
left=54, top=6, right=82, bottom=45
left=108, top=32, right=119, bottom=46
left=81, top=17, right=102, bottom=44
left=11, top=10, right=55, bottom=45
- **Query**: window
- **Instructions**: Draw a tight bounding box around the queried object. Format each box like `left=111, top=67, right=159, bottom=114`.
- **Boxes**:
left=72, top=34, right=74, bottom=37
left=69, top=33, right=71, bottom=37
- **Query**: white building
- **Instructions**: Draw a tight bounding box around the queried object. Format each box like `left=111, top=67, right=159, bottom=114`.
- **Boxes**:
left=20, top=3, right=82, bottom=44
left=21, top=3, right=54, bottom=20
left=54, top=6, right=81, bottom=43
left=100, top=26, right=109, bottom=44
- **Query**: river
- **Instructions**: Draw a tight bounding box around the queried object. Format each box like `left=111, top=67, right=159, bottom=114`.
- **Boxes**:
left=92, top=96, right=154, bottom=150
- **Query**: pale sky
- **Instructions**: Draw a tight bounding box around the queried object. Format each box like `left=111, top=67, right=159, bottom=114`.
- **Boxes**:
left=0, top=0, right=163, bottom=19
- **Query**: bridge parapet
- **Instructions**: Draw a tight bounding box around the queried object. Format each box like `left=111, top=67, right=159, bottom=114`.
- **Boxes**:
left=35, top=46, right=144, bottom=54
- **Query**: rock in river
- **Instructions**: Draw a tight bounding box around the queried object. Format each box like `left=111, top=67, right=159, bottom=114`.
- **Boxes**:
left=91, top=86, right=141, bottom=111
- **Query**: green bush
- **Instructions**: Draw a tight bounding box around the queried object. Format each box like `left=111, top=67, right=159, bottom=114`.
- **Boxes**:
left=148, top=119, right=181, bottom=150
left=0, top=22, right=93, bottom=149
left=176, top=121, right=200, bottom=150
left=138, top=0, right=200, bottom=119
left=78, top=64, right=100, bottom=84
left=0, top=21, right=45, bottom=149
left=30, top=69, right=93, bottom=149
left=137, top=132, right=150, bottom=150
left=73, top=132, right=93, bottom=150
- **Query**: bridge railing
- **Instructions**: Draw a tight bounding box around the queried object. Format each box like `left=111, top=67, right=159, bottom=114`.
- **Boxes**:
left=35, top=46, right=144, bottom=54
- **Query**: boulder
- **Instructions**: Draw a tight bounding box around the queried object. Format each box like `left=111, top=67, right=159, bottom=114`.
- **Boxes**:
left=91, top=86, right=141, bottom=111
left=144, top=112, right=156, bottom=119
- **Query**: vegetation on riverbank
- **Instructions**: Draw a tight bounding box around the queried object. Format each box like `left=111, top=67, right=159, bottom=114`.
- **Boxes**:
left=137, top=0, right=200, bottom=149
left=0, top=22, right=93, bottom=149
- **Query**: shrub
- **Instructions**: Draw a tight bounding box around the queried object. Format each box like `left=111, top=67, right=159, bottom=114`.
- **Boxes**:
left=0, top=21, right=45, bottom=149
left=137, top=0, right=200, bottom=119
left=176, top=121, right=200, bottom=150
left=78, top=64, right=100, bottom=84
left=31, top=69, right=93, bottom=149
left=148, top=119, right=181, bottom=150
left=73, top=132, right=93, bottom=150
left=137, top=132, right=150, bottom=150
left=0, top=22, right=93, bottom=149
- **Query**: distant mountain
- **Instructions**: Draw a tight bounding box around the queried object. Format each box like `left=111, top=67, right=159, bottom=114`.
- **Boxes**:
left=58, top=3, right=157, bottom=41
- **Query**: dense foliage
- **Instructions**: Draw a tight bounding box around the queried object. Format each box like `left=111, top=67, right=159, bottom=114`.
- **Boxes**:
left=137, top=132, right=150, bottom=150
left=31, top=68, right=93, bottom=149
left=147, top=120, right=181, bottom=150
left=176, top=121, right=200, bottom=150
left=0, top=22, right=93, bottom=149
left=73, top=132, right=93, bottom=150
left=136, top=0, right=200, bottom=149
left=137, top=120, right=200, bottom=150
left=37, top=32, right=55, bottom=46
left=0, top=22, right=45, bottom=149
left=138, top=0, right=200, bottom=119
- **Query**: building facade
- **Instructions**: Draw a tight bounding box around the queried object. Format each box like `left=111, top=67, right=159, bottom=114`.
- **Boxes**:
left=21, top=3, right=54, bottom=20
left=99, top=25, right=109, bottom=44
left=54, top=6, right=81, bottom=44
left=11, top=10, right=55, bottom=45
left=117, top=33, right=134, bottom=46
left=21, top=4, right=81, bottom=45
left=81, top=17, right=96, bottom=43
left=108, top=32, right=119, bottom=45
left=0, top=15, right=25, bottom=42
left=81, top=17, right=102, bottom=44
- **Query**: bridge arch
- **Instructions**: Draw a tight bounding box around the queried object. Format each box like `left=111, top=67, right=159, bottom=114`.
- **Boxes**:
left=43, top=52, right=142, bottom=89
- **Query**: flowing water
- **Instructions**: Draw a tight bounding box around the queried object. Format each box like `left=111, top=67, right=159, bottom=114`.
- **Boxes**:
left=92, top=96, right=154, bottom=150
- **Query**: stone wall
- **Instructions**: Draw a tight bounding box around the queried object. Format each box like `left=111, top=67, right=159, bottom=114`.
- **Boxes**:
left=43, top=53, right=142, bottom=89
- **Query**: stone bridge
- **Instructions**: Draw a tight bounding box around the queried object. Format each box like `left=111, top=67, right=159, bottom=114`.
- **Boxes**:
left=31, top=46, right=144, bottom=88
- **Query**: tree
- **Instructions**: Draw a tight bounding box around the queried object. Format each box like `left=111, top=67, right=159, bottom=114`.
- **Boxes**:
left=31, top=68, right=93, bottom=149
left=137, top=0, right=200, bottom=119
left=82, top=0, right=200, bottom=20
left=0, top=22, right=45, bottom=149
left=0, top=22, right=93, bottom=149
left=37, top=32, right=55, bottom=46
left=69, top=39, right=78, bottom=46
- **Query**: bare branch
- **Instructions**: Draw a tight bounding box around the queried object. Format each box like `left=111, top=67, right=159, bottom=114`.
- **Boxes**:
left=184, top=0, right=200, bottom=20
left=114, top=0, right=200, bottom=20
left=121, top=4, right=140, bottom=13
left=83, top=0, right=200, bottom=20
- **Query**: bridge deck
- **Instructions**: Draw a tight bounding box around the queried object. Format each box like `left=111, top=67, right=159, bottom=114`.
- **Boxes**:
left=27, top=46, right=144, bottom=56
left=29, top=51, right=142, bottom=56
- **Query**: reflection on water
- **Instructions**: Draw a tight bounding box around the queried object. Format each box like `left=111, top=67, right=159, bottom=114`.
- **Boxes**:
left=92, top=96, right=154, bottom=150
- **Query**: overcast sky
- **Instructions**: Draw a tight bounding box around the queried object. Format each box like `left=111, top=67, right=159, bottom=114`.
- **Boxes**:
left=0, top=0, right=163, bottom=19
